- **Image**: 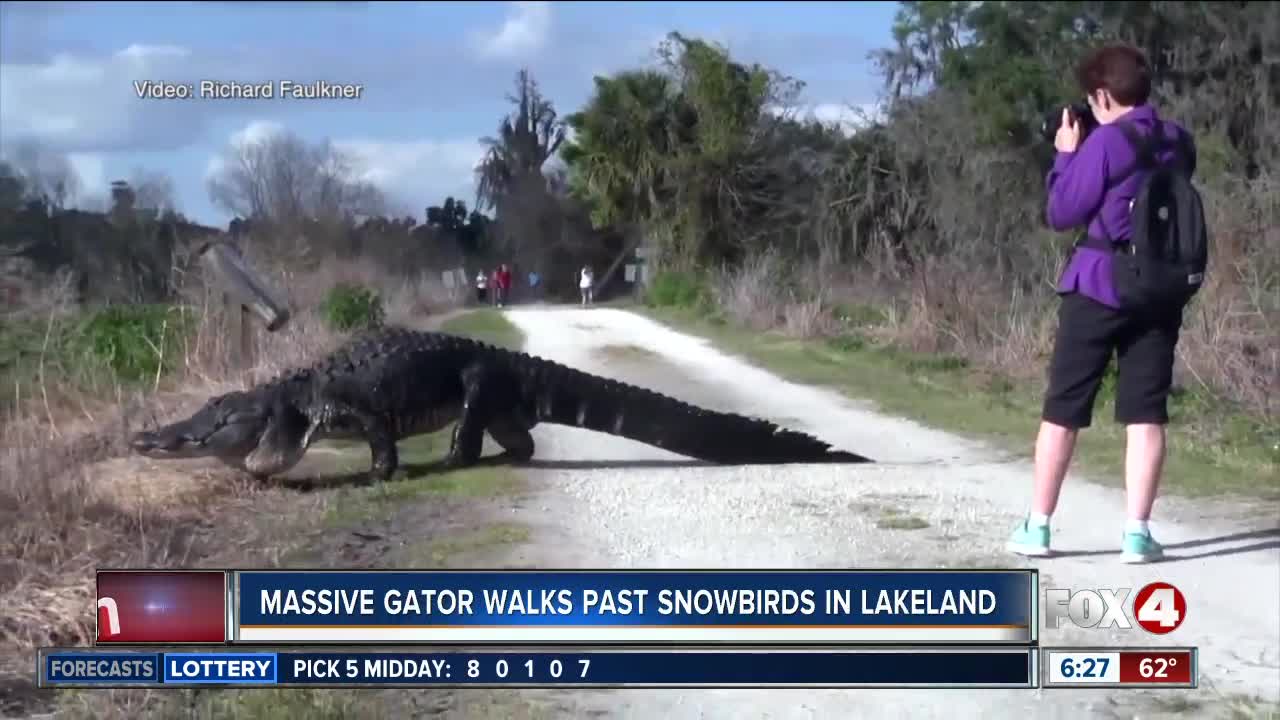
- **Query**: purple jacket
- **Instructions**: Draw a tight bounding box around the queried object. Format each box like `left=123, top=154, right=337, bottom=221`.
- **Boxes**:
left=1046, top=105, right=1196, bottom=308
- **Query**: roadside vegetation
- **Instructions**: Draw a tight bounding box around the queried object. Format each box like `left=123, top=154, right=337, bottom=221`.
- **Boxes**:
left=638, top=276, right=1276, bottom=501
left=545, top=3, right=1276, bottom=499
left=0, top=258, right=476, bottom=717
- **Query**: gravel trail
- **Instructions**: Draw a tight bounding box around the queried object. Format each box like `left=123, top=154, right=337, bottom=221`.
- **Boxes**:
left=490, top=306, right=1278, bottom=719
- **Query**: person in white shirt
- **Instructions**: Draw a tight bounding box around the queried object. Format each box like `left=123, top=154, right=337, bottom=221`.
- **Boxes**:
left=579, top=265, right=594, bottom=306
left=474, top=271, right=488, bottom=305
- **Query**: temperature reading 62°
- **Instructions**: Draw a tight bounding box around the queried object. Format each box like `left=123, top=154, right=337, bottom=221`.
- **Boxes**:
left=1119, top=650, right=1195, bottom=685
left=1140, top=656, right=1175, bottom=678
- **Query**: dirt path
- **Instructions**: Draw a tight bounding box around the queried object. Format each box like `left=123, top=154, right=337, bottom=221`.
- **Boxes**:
left=484, top=306, right=1278, bottom=720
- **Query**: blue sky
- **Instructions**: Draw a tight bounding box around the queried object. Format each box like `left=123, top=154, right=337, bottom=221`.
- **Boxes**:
left=0, top=1, right=900, bottom=227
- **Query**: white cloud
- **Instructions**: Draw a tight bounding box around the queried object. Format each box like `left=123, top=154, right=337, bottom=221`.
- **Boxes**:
left=202, top=120, right=288, bottom=181
left=767, top=101, right=886, bottom=136
left=0, top=44, right=227, bottom=153
left=335, top=137, right=487, bottom=208
left=66, top=152, right=105, bottom=197
left=471, top=1, right=552, bottom=60
left=230, top=120, right=286, bottom=148
left=0, top=139, right=104, bottom=206
left=116, top=43, right=190, bottom=62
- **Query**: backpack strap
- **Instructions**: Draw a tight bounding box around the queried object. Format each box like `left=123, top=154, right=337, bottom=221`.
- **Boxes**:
left=1112, top=121, right=1161, bottom=180
left=1088, top=121, right=1164, bottom=245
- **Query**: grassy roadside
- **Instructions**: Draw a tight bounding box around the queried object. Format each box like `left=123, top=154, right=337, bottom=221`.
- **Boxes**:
left=52, top=309, right=538, bottom=720
left=637, top=304, right=1278, bottom=502
left=441, top=308, right=527, bottom=349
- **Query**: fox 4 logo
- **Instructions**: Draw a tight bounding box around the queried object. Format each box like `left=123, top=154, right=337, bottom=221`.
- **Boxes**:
left=1045, top=581, right=1187, bottom=635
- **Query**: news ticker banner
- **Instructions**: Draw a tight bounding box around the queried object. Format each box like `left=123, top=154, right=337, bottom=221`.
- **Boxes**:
left=95, top=569, right=1035, bottom=645
left=40, top=647, right=1038, bottom=689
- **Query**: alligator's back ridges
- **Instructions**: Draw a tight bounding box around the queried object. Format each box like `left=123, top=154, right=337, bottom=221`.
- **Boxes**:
left=476, top=331, right=870, bottom=465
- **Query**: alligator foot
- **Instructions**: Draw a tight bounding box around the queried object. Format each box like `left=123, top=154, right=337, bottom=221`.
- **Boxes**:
left=487, top=415, right=535, bottom=464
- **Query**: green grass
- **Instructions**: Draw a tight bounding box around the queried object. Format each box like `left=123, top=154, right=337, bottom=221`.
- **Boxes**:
left=0, top=303, right=190, bottom=410
left=875, top=508, right=931, bottom=531
left=640, top=304, right=1279, bottom=501
left=318, top=430, right=524, bottom=528
left=410, top=522, right=532, bottom=567
left=441, top=308, right=526, bottom=350
left=597, top=343, right=661, bottom=362
left=1218, top=695, right=1280, bottom=719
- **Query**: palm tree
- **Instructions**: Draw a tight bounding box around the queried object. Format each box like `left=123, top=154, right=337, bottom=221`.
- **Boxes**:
left=474, top=69, right=567, bottom=215
left=560, top=70, right=680, bottom=287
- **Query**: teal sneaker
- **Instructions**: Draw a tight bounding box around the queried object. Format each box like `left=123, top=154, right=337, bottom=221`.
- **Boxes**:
left=1120, top=531, right=1165, bottom=564
left=1006, top=519, right=1051, bottom=557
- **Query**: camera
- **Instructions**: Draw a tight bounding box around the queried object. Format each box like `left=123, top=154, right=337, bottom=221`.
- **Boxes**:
left=1040, top=102, right=1097, bottom=143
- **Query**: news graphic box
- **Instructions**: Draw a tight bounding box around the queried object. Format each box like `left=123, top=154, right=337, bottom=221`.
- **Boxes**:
left=230, top=569, right=1037, bottom=644
left=1041, top=647, right=1197, bottom=689
left=96, top=570, right=229, bottom=644
left=37, top=646, right=1038, bottom=689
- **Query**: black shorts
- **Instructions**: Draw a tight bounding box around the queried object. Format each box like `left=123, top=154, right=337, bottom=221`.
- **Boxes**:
left=1042, top=292, right=1183, bottom=429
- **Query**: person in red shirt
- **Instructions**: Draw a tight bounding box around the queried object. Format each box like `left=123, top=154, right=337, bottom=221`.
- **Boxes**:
left=495, top=264, right=512, bottom=307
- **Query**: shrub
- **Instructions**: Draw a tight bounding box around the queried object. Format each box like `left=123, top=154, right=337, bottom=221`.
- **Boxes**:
left=646, top=271, right=709, bottom=309
left=76, top=304, right=189, bottom=382
left=320, top=283, right=385, bottom=332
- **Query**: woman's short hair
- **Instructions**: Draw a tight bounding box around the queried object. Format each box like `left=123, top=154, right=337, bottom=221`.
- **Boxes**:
left=1075, top=44, right=1152, bottom=106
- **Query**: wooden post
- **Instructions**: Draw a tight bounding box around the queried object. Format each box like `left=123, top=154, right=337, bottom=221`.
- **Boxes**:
left=239, top=303, right=254, bottom=370
left=200, top=240, right=288, bottom=380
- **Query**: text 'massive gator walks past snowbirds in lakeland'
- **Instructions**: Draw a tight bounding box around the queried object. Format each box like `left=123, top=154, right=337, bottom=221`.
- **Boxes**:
left=130, top=327, right=872, bottom=480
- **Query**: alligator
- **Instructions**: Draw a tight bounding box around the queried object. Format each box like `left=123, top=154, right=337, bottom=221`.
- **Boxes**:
left=130, top=326, right=872, bottom=481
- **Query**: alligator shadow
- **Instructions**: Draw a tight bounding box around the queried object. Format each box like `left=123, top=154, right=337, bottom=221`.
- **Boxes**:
left=276, top=458, right=470, bottom=492
left=518, top=458, right=713, bottom=470
left=273, top=455, right=739, bottom=490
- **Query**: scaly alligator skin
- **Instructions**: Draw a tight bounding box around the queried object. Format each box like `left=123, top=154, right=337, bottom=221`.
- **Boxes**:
left=130, top=327, right=872, bottom=480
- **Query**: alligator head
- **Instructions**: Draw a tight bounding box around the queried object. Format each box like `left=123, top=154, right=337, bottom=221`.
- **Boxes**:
left=130, top=387, right=313, bottom=478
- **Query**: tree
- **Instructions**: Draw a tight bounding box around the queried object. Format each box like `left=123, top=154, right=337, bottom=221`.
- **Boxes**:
left=426, top=196, right=469, bottom=233
left=562, top=32, right=806, bottom=270
left=128, top=168, right=179, bottom=216
left=474, top=68, right=567, bottom=214
left=0, top=162, right=26, bottom=215
left=472, top=69, right=570, bottom=267
left=206, top=129, right=386, bottom=224
left=561, top=70, right=678, bottom=231
left=3, top=139, right=82, bottom=211
left=425, top=196, right=488, bottom=255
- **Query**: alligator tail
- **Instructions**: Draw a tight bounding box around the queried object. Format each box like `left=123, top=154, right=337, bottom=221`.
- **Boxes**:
left=512, top=352, right=872, bottom=465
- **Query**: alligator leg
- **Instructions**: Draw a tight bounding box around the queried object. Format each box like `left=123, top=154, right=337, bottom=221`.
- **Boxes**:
left=367, top=430, right=399, bottom=482
left=332, top=403, right=398, bottom=482
left=487, top=412, right=535, bottom=463
left=443, top=364, right=502, bottom=469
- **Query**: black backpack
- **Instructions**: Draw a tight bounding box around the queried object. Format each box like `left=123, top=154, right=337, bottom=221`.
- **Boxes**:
left=1084, top=120, right=1209, bottom=313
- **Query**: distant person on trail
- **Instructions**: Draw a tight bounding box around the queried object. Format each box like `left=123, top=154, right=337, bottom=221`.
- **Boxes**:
left=474, top=270, right=488, bottom=305
left=495, top=264, right=512, bottom=307
left=578, top=265, right=594, bottom=306
left=1006, top=44, right=1199, bottom=565
left=528, top=270, right=541, bottom=299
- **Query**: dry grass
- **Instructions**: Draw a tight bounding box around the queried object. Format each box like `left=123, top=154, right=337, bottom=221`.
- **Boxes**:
left=0, top=252, right=463, bottom=716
